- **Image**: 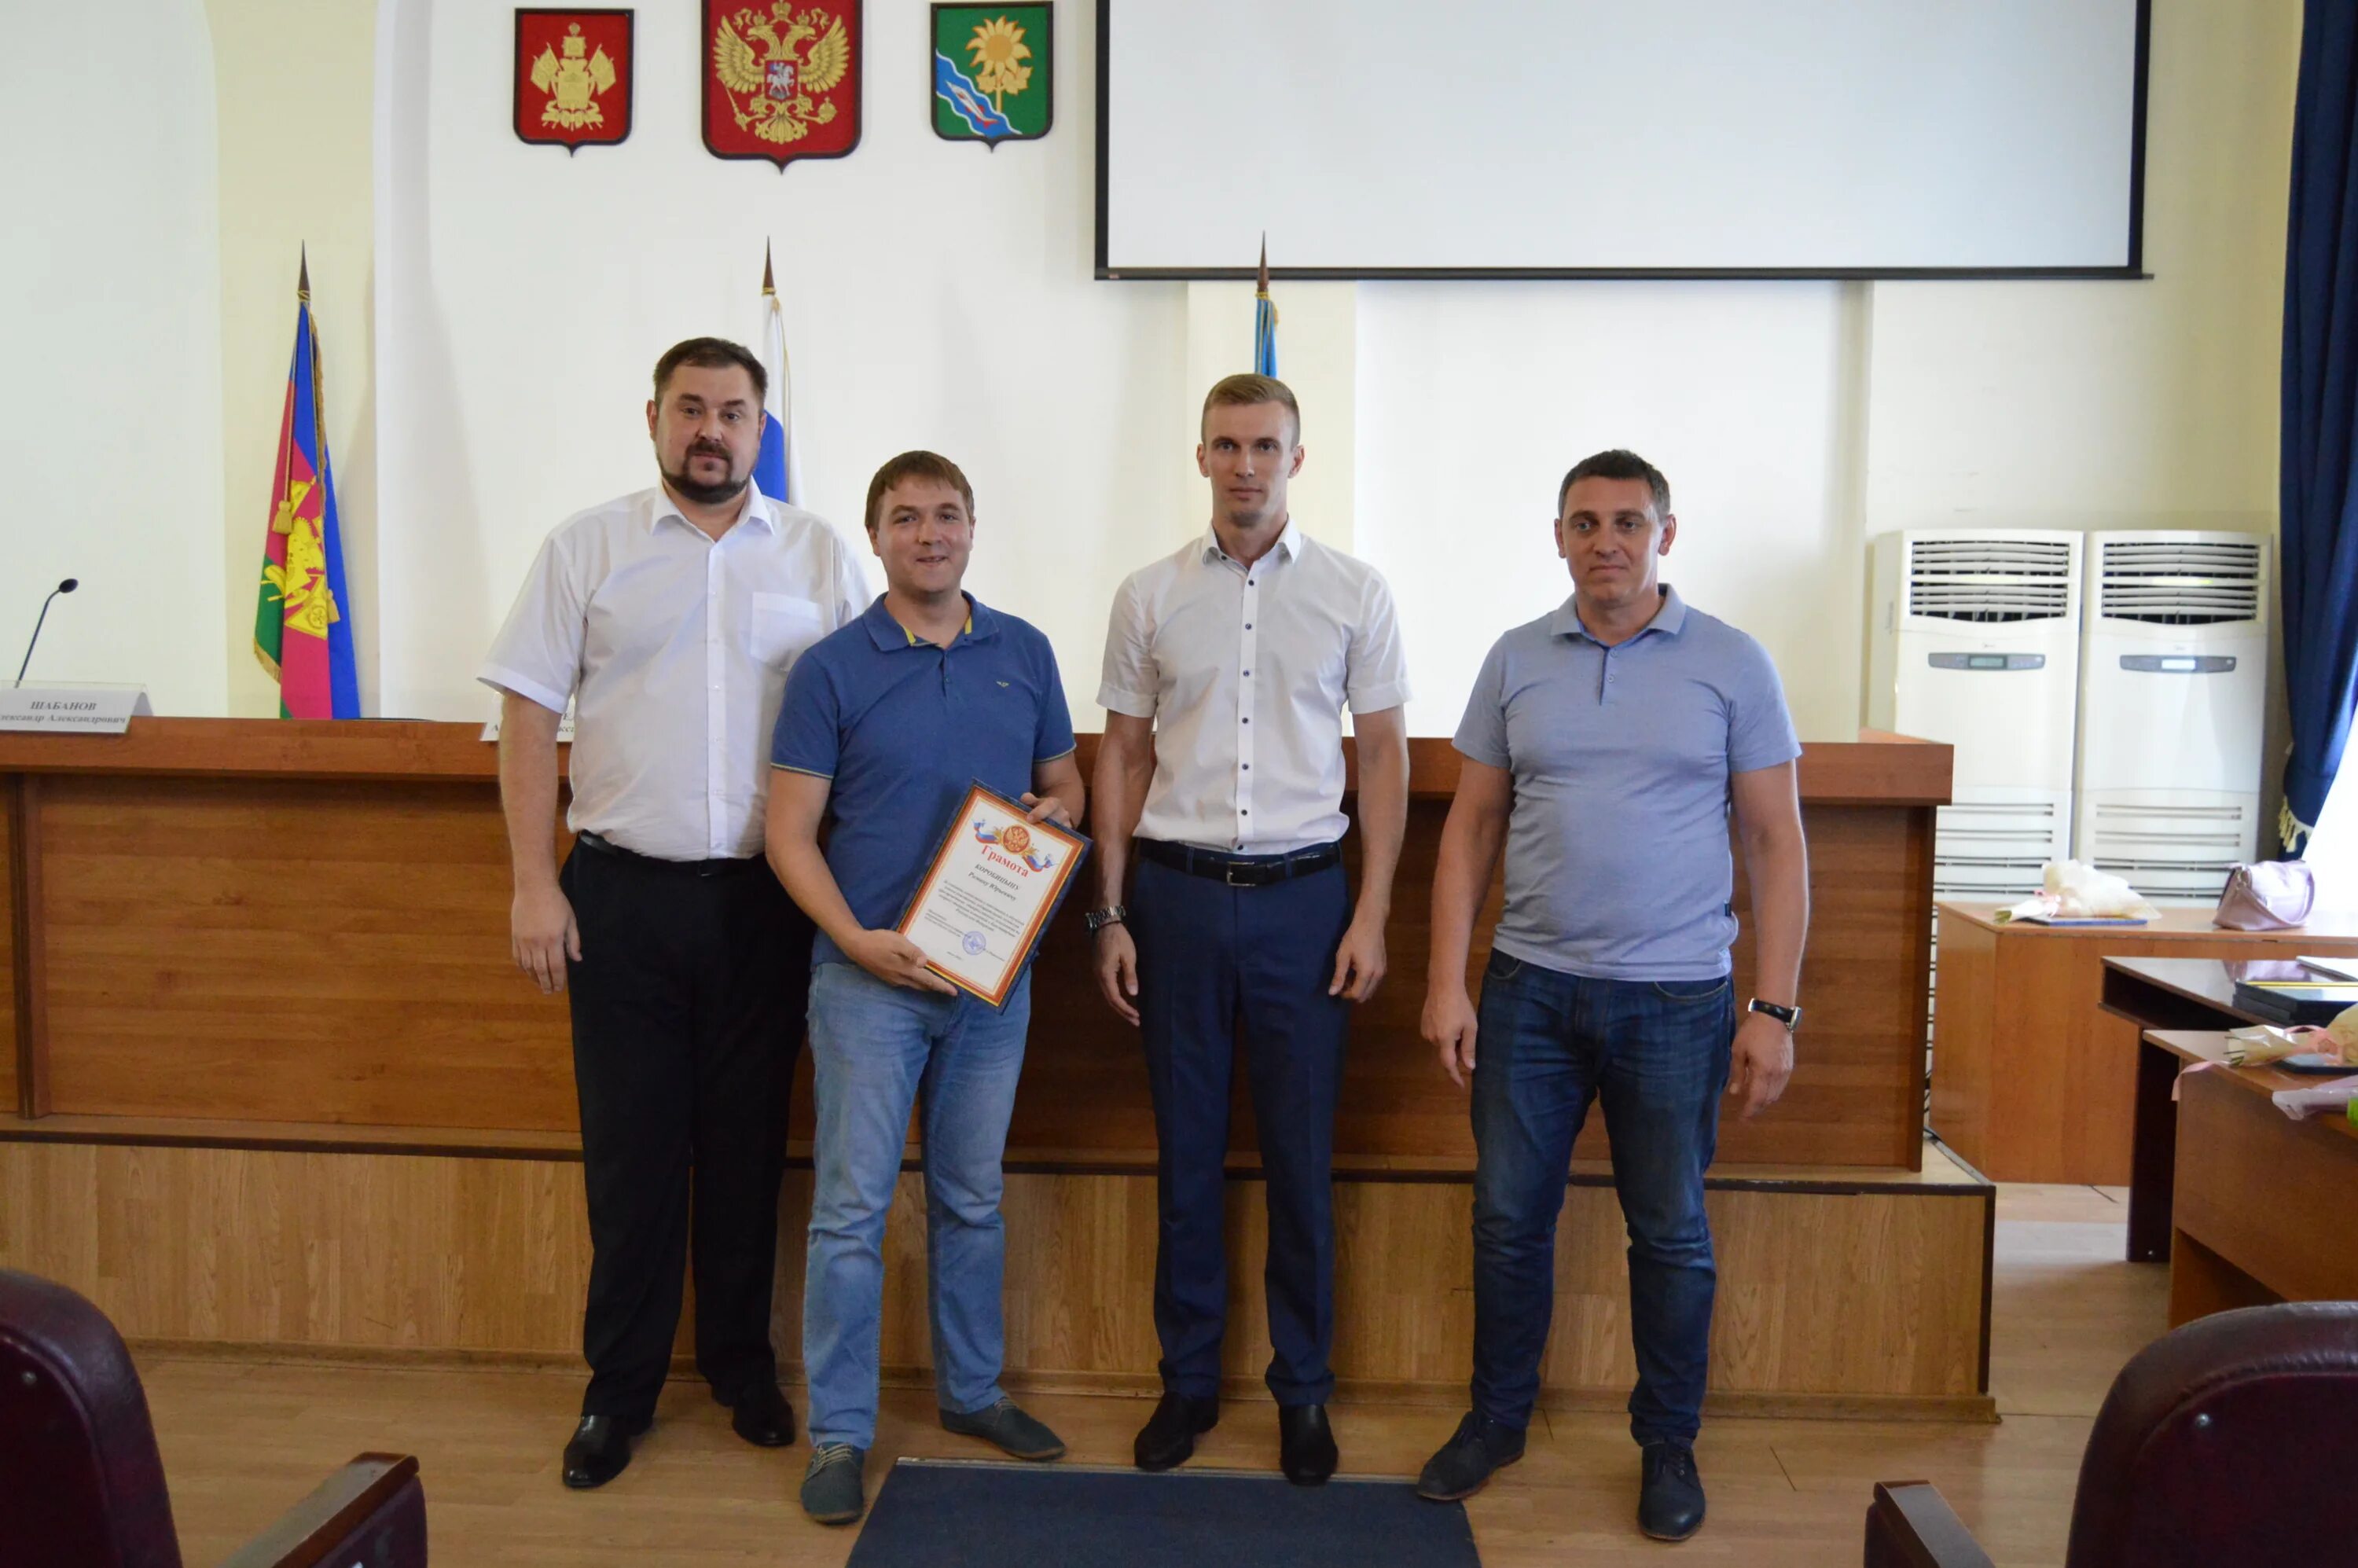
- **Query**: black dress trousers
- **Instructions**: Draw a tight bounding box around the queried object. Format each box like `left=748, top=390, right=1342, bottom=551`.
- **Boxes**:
left=559, top=834, right=813, bottom=1423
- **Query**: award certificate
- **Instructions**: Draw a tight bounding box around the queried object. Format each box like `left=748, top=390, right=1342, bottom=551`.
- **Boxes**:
left=897, top=782, right=1089, bottom=1006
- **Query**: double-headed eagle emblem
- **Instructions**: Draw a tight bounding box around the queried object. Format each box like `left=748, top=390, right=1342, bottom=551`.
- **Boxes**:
left=713, top=4, right=851, bottom=145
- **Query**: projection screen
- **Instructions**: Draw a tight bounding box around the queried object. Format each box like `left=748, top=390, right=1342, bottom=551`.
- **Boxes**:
left=1096, top=0, right=2148, bottom=279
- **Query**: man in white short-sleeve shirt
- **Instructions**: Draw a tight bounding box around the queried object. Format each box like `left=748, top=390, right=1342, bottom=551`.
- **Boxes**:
left=1089, top=373, right=1411, bottom=1485
left=479, top=337, right=866, bottom=1492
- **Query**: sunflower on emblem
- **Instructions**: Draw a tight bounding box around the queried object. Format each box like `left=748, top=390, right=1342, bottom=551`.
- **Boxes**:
left=932, top=4, right=1052, bottom=148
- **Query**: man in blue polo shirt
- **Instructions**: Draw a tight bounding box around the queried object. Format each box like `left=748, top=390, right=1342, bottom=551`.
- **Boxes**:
left=1414, top=450, right=1809, bottom=1544
left=766, top=450, right=1085, bottom=1526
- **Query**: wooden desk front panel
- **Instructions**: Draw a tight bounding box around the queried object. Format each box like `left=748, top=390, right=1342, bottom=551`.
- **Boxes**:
left=1023, top=796, right=1930, bottom=1170
left=1931, top=915, right=2358, bottom=1184
left=2, top=781, right=19, bottom=1111
left=36, top=774, right=578, bottom=1131
left=20, top=769, right=1934, bottom=1168
left=2170, top=1067, right=2358, bottom=1325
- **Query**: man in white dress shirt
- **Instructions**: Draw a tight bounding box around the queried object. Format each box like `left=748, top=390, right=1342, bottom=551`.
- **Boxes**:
left=480, top=337, right=868, bottom=1490
left=1089, top=373, right=1412, bottom=1484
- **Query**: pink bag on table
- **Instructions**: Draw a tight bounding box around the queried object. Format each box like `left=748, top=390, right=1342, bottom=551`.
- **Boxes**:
left=2212, top=861, right=2316, bottom=931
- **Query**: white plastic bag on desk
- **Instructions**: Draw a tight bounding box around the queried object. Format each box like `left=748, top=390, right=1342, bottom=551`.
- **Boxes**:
left=1999, top=861, right=2162, bottom=924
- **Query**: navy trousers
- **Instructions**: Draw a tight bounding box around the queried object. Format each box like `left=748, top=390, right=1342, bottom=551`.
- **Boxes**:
left=1129, top=850, right=1353, bottom=1405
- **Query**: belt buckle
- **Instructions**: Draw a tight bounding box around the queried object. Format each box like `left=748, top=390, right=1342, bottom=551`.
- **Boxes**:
left=1225, top=859, right=1254, bottom=887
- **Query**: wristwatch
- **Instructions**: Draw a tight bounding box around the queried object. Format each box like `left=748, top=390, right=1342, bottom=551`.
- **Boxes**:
left=1746, top=998, right=1801, bottom=1032
left=1083, top=905, right=1127, bottom=934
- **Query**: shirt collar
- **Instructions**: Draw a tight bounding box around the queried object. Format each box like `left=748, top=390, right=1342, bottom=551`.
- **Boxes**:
left=1552, top=584, right=1688, bottom=644
left=647, top=482, right=777, bottom=536
left=1199, top=518, right=1302, bottom=568
left=862, top=592, right=996, bottom=651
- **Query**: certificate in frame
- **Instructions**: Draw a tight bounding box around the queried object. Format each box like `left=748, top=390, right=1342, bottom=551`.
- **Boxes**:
left=896, top=781, right=1089, bottom=1006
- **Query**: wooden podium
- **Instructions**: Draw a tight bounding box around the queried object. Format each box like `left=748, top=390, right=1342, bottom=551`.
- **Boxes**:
left=2, top=721, right=1992, bottom=1417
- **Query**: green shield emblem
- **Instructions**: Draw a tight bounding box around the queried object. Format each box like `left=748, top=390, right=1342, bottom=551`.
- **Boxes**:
left=931, top=4, right=1052, bottom=146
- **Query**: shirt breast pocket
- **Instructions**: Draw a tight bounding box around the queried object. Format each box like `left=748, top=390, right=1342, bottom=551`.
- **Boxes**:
left=749, top=593, right=826, bottom=669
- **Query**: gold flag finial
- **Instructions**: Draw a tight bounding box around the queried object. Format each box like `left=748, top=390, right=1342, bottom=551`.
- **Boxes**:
left=1257, top=233, right=1269, bottom=293
left=298, top=244, right=311, bottom=302
left=762, top=241, right=775, bottom=297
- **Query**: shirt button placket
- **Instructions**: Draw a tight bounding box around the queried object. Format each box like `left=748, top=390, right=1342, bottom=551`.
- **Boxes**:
left=1237, top=571, right=1257, bottom=848
left=707, top=546, right=726, bottom=854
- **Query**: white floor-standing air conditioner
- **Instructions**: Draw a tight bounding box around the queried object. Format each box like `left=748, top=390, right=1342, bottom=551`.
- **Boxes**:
left=1868, top=530, right=2085, bottom=894
left=1868, top=529, right=2085, bottom=1100
left=2074, top=531, right=2271, bottom=906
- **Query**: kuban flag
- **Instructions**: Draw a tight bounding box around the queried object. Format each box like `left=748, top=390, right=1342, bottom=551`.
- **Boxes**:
left=253, top=251, right=360, bottom=718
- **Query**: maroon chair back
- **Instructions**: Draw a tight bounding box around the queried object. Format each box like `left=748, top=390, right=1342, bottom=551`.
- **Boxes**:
left=0, top=1268, right=183, bottom=1568
left=2066, top=1301, right=2358, bottom=1568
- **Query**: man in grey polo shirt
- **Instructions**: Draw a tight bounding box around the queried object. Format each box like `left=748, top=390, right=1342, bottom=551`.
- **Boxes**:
left=1413, top=449, right=1809, bottom=1543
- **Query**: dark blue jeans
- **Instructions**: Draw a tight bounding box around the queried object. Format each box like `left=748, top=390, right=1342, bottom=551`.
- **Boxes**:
left=1468, top=949, right=1735, bottom=1446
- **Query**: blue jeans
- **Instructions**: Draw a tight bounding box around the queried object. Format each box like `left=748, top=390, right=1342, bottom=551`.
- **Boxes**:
left=803, top=961, right=1030, bottom=1452
left=1468, top=949, right=1735, bottom=1446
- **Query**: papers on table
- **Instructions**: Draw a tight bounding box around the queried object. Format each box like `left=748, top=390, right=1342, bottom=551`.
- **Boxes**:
left=2271, top=1074, right=2358, bottom=1122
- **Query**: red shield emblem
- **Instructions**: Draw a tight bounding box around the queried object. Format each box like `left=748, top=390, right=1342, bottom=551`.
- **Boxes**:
left=515, top=9, right=634, bottom=152
left=704, top=1, right=861, bottom=169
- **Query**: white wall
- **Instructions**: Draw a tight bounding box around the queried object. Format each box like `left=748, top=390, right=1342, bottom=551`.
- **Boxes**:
left=1354, top=281, right=1865, bottom=740
left=363, top=0, right=2297, bottom=756
left=0, top=0, right=228, bottom=714
left=377, top=0, right=1189, bottom=720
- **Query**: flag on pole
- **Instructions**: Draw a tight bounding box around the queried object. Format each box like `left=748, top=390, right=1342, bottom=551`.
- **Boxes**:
left=252, top=249, right=360, bottom=718
left=1253, top=234, right=1278, bottom=377
left=754, top=242, right=801, bottom=506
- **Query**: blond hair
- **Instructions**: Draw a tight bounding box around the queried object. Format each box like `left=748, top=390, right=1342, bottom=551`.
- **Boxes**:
left=1200, top=373, right=1300, bottom=444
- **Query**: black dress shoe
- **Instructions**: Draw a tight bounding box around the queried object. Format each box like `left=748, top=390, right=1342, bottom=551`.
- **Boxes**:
left=727, top=1382, right=797, bottom=1448
left=1278, top=1403, right=1338, bottom=1485
left=1638, top=1441, right=1706, bottom=1541
left=1416, top=1411, right=1526, bottom=1501
left=1133, top=1392, right=1220, bottom=1471
left=561, top=1413, right=649, bottom=1489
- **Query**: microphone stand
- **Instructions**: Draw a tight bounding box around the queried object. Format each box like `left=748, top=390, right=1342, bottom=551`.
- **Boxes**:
left=16, top=578, right=77, bottom=687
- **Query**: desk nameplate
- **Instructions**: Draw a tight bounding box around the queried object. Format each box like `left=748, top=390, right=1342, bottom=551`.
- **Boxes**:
left=0, top=685, right=152, bottom=735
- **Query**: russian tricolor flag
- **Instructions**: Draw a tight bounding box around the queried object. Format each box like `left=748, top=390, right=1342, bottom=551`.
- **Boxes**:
left=754, top=243, right=800, bottom=507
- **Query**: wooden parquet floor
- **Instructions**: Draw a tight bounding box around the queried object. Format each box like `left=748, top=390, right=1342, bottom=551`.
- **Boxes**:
left=143, top=1184, right=2156, bottom=1566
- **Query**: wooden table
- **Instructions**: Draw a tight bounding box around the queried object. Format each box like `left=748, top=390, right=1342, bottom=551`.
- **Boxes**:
left=1929, top=907, right=2358, bottom=1184
left=2101, top=958, right=2273, bottom=1261
left=2142, top=1030, right=2358, bottom=1327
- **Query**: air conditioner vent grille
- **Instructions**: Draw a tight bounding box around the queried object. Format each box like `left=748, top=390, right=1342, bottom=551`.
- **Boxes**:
left=1906, top=538, right=2074, bottom=624
left=2097, top=539, right=2263, bottom=626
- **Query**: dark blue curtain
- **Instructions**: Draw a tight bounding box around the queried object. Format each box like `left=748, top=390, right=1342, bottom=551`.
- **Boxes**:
left=2282, top=1, right=2358, bottom=851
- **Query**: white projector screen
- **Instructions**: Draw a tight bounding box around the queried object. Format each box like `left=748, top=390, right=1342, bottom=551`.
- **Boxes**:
left=1096, top=0, right=2147, bottom=278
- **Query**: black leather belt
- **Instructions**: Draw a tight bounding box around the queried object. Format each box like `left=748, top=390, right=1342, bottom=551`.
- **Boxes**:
left=574, top=830, right=765, bottom=879
left=1136, top=839, right=1342, bottom=887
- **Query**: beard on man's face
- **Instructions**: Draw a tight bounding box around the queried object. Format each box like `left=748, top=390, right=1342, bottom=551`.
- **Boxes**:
left=663, top=442, right=747, bottom=506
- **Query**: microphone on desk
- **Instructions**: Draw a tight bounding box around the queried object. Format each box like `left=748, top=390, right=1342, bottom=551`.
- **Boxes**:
left=15, top=578, right=79, bottom=687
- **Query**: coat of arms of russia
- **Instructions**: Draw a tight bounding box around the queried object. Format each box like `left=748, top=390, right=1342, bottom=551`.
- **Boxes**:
left=703, top=0, right=861, bottom=168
